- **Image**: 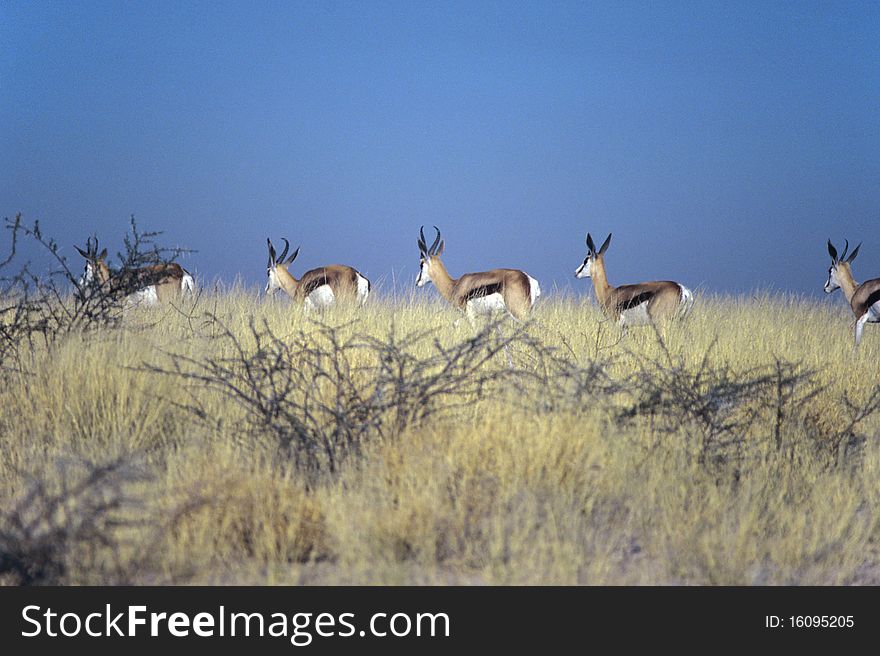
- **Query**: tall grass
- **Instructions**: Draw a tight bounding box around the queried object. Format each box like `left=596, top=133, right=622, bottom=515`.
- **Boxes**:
left=1, top=289, right=878, bottom=585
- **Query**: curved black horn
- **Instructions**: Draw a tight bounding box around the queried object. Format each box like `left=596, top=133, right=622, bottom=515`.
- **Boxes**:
left=827, top=239, right=838, bottom=262
left=840, top=239, right=849, bottom=262
left=429, top=226, right=442, bottom=255
left=267, top=238, right=276, bottom=268
left=278, top=238, right=290, bottom=263
left=846, top=242, right=861, bottom=264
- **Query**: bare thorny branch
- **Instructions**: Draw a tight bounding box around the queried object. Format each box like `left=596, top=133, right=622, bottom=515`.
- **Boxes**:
left=612, top=326, right=876, bottom=470
left=0, top=457, right=150, bottom=585
left=0, top=214, right=194, bottom=378
left=142, top=314, right=566, bottom=480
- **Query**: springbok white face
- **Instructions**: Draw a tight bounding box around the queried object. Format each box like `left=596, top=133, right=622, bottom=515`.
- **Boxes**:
left=265, top=267, right=281, bottom=294
left=824, top=264, right=841, bottom=294
left=265, top=238, right=299, bottom=295
left=416, top=226, right=444, bottom=287
left=824, top=239, right=860, bottom=294
left=416, top=257, right=432, bottom=287
left=575, top=253, right=594, bottom=279
left=575, top=233, right=611, bottom=279
left=79, top=260, right=96, bottom=287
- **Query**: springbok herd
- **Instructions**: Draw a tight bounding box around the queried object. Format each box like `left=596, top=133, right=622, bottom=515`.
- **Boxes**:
left=75, top=228, right=880, bottom=348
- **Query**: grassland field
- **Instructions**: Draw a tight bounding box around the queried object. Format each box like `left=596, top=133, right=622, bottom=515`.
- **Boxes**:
left=1, top=288, right=878, bottom=585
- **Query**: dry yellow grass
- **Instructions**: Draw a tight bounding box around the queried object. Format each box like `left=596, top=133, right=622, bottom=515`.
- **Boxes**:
left=1, top=289, right=878, bottom=585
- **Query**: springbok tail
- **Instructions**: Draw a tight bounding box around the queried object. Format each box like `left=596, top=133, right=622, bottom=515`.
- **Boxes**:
left=181, top=271, right=196, bottom=295
left=356, top=273, right=371, bottom=306
left=528, top=275, right=541, bottom=305
left=678, top=284, right=695, bottom=319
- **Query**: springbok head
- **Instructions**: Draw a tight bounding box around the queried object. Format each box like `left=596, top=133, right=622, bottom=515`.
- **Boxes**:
left=74, top=237, right=109, bottom=288
left=575, top=232, right=611, bottom=279
left=266, top=237, right=300, bottom=294
left=416, top=225, right=445, bottom=287
left=824, top=238, right=860, bottom=293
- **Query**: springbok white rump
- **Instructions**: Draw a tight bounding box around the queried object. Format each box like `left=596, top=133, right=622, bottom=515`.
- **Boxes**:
left=415, top=225, right=540, bottom=323
left=75, top=237, right=195, bottom=307
left=824, top=239, right=880, bottom=348
left=575, top=232, right=694, bottom=330
left=265, top=238, right=370, bottom=310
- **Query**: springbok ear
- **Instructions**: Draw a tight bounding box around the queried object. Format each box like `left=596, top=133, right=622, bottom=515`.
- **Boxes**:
left=285, top=246, right=300, bottom=264
left=586, top=233, right=595, bottom=253
left=436, top=240, right=444, bottom=256
left=267, top=238, right=276, bottom=267
left=598, top=233, right=612, bottom=255
left=98, top=248, right=107, bottom=260
left=827, top=239, right=838, bottom=263
left=846, top=242, right=861, bottom=264
left=75, top=246, right=89, bottom=258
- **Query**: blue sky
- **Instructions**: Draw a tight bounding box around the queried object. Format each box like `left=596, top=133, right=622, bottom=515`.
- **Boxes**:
left=1, top=1, right=878, bottom=296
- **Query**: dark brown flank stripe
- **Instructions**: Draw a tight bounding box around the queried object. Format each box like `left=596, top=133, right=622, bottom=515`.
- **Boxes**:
left=300, top=273, right=330, bottom=296
left=616, top=290, right=654, bottom=312
left=463, top=282, right=503, bottom=301
left=290, top=265, right=366, bottom=301
left=853, top=281, right=880, bottom=319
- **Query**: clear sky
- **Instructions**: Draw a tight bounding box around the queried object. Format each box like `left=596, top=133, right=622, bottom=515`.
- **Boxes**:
left=2, top=1, right=878, bottom=297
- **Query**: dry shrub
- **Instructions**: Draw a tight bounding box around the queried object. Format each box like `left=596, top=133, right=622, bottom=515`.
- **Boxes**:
left=0, top=456, right=148, bottom=585
left=145, top=315, right=557, bottom=480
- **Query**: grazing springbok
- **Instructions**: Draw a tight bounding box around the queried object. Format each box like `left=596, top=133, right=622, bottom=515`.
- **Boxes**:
left=575, top=233, right=694, bottom=331
left=265, top=238, right=370, bottom=309
left=824, top=239, right=880, bottom=348
left=415, top=226, right=541, bottom=323
left=75, top=237, right=195, bottom=306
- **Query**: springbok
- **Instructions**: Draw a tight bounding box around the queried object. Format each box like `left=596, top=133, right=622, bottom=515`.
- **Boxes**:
left=575, top=232, right=694, bottom=331
left=824, top=239, right=880, bottom=347
left=75, top=237, right=195, bottom=306
left=265, top=238, right=370, bottom=309
left=415, top=226, right=540, bottom=323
